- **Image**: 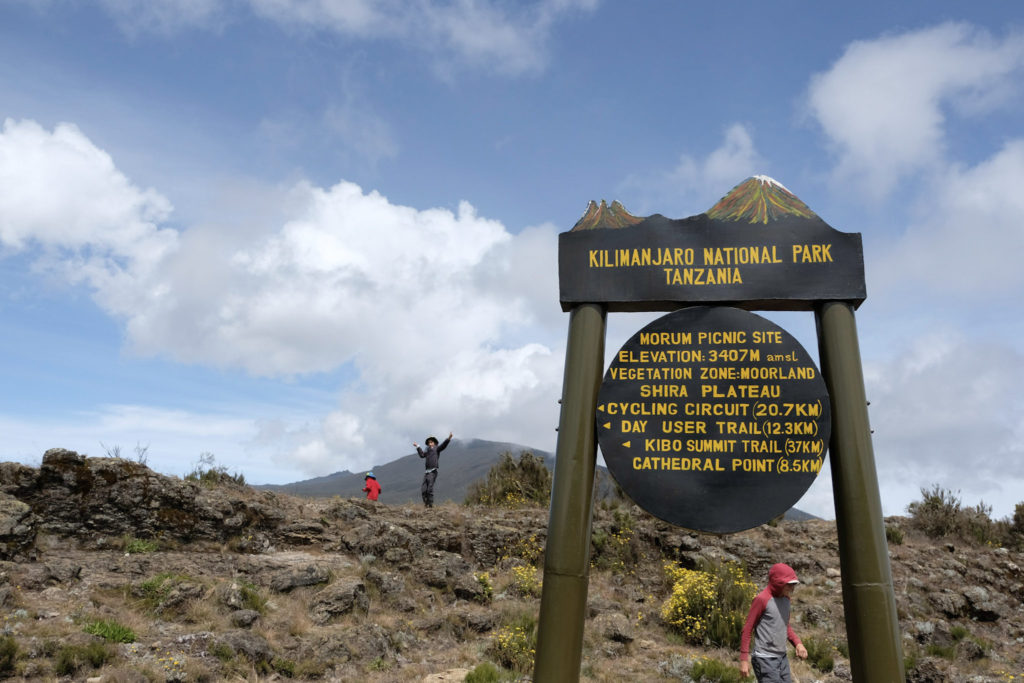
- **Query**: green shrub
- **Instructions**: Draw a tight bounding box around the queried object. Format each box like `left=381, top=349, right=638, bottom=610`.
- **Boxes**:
left=488, top=613, right=536, bottom=674
left=950, top=625, right=969, bottom=642
left=0, top=636, right=18, bottom=676
left=465, top=661, right=511, bottom=683
left=368, top=656, right=392, bottom=672
left=210, top=641, right=235, bottom=662
left=591, top=508, right=639, bottom=574
left=690, top=656, right=742, bottom=683
left=271, top=657, right=296, bottom=677
left=926, top=643, right=955, bottom=659
left=138, top=573, right=178, bottom=606
left=83, top=618, right=136, bottom=643
left=185, top=452, right=246, bottom=488
left=835, top=639, right=850, bottom=659
left=885, top=524, right=904, bottom=545
left=959, top=632, right=991, bottom=657
left=803, top=636, right=834, bottom=673
left=661, top=560, right=756, bottom=649
left=123, top=535, right=159, bottom=554
left=961, top=501, right=1000, bottom=546
left=55, top=641, right=113, bottom=676
left=907, top=485, right=962, bottom=537
left=38, top=639, right=60, bottom=658
left=238, top=580, right=267, bottom=613
left=474, top=572, right=494, bottom=604
left=136, top=572, right=195, bottom=614
left=465, top=451, right=551, bottom=507
left=903, top=650, right=918, bottom=674
left=907, top=485, right=1002, bottom=545
left=294, top=658, right=328, bottom=678
left=508, top=565, right=541, bottom=598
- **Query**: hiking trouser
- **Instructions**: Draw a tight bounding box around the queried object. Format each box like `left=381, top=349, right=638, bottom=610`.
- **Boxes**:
left=421, top=469, right=438, bottom=506
left=752, top=655, right=792, bottom=683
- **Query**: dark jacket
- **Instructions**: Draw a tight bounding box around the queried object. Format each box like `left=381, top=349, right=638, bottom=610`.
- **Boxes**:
left=416, top=436, right=451, bottom=470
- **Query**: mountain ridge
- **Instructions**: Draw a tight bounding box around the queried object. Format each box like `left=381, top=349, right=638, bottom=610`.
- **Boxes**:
left=256, top=437, right=820, bottom=521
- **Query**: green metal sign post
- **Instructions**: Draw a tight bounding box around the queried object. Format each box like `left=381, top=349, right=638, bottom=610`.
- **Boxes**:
left=816, top=301, right=904, bottom=682
left=534, top=303, right=606, bottom=681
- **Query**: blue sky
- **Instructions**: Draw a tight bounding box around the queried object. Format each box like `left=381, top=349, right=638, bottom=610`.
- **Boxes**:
left=1, top=1, right=1022, bottom=521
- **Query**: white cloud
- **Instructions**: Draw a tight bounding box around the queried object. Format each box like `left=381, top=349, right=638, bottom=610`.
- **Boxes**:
left=0, top=118, right=565, bottom=478
left=140, top=182, right=563, bottom=474
left=0, top=119, right=173, bottom=253
left=681, top=124, right=764, bottom=199
left=864, top=329, right=1024, bottom=519
left=0, top=119, right=178, bottom=314
left=0, top=404, right=262, bottom=481
left=98, top=0, right=227, bottom=34
left=92, top=0, right=599, bottom=76
left=799, top=23, right=1024, bottom=522
left=873, top=139, right=1024, bottom=297
left=806, top=22, right=1024, bottom=200
left=322, top=98, right=399, bottom=166
left=620, top=123, right=765, bottom=215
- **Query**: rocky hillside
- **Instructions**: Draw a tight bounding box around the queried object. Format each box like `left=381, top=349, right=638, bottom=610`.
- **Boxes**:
left=1, top=449, right=1022, bottom=682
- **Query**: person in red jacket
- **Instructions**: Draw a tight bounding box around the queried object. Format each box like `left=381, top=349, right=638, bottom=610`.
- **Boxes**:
left=739, top=563, right=808, bottom=681
left=362, top=472, right=381, bottom=501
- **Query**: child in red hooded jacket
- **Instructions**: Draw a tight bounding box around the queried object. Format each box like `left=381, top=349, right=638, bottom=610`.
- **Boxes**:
left=362, top=472, right=381, bottom=501
left=739, top=563, right=808, bottom=681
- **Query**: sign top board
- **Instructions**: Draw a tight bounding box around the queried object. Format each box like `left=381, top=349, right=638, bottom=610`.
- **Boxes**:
left=559, top=177, right=866, bottom=313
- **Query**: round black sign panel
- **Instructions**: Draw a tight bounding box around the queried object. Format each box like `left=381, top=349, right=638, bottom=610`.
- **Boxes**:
left=597, top=306, right=830, bottom=533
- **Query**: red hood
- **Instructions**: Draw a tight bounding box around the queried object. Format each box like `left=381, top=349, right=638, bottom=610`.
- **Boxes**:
left=767, top=563, right=799, bottom=596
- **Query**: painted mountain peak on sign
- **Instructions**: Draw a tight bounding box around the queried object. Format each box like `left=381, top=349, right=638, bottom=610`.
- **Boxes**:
left=706, top=175, right=818, bottom=224
left=571, top=199, right=644, bottom=231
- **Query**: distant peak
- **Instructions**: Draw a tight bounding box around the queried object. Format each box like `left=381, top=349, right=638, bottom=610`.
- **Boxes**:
left=571, top=199, right=643, bottom=231
left=707, top=176, right=817, bottom=224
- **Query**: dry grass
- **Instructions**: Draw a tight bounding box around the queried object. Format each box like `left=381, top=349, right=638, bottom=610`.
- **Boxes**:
left=268, top=590, right=315, bottom=638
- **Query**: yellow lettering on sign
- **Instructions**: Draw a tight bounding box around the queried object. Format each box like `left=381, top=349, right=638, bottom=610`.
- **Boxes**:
left=621, top=419, right=647, bottom=433
left=631, top=456, right=726, bottom=471
left=702, top=246, right=782, bottom=265
left=731, top=458, right=774, bottom=472
left=640, top=384, right=688, bottom=398
left=660, top=420, right=707, bottom=434
left=742, top=439, right=783, bottom=454
left=662, top=267, right=743, bottom=285
left=752, top=330, right=782, bottom=344
left=687, top=439, right=737, bottom=454
left=605, top=403, right=677, bottom=416
left=791, top=243, right=833, bottom=263
left=697, top=331, right=746, bottom=345
left=700, top=384, right=781, bottom=399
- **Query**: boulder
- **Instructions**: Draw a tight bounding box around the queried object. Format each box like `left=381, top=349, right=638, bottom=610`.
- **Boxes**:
left=0, top=493, right=37, bottom=560
left=269, top=564, right=331, bottom=592
left=311, top=578, right=369, bottom=624
left=594, top=612, right=635, bottom=644
left=217, top=629, right=273, bottom=663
